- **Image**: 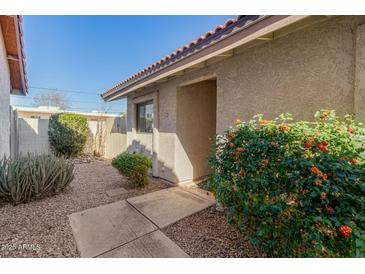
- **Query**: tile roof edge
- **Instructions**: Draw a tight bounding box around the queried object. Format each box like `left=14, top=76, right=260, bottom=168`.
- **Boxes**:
left=101, top=15, right=265, bottom=100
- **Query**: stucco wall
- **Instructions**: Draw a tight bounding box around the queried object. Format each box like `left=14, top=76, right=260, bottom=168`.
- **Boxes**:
left=18, top=118, right=50, bottom=155
left=0, top=26, right=11, bottom=157
left=355, top=22, right=365, bottom=121
left=215, top=16, right=365, bottom=132
left=125, top=16, right=365, bottom=183
left=176, top=80, right=217, bottom=181
left=15, top=116, right=127, bottom=157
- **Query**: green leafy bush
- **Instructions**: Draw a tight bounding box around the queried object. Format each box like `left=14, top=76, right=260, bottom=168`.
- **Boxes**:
left=0, top=154, right=74, bottom=204
left=209, top=110, right=365, bottom=257
left=48, top=113, right=89, bottom=157
left=112, top=153, right=152, bottom=187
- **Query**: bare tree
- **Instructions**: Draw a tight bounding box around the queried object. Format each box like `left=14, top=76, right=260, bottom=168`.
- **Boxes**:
left=33, top=92, right=70, bottom=110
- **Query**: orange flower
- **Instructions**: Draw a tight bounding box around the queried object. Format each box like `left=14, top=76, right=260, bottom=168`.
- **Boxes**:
left=262, top=159, right=269, bottom=165
left=320, top=111, right=331, bottom=120
left=304, top=142, right=312, bottom=149
left=317, top=143, right=324, bottom=150
left=236, top=147, right=245, bottom=152
left=314, top=130, right=320, bottom=136
left=260, top=119, right=269, bottom=125
left=278, top=124, right=289, bottom=131
left=230, top=132, right=235, bottom=138
left=235, top=119, right=241, bottom=124
left=339, top=225, right=352, bottom=237
left=311, top=166, right=321, bottom=176
left=349, top=158, right=357, bottom=165
left=271, top=142, right=279, bottom=147
left=339, top=156, right=345, bottom=161
left=239, top=169, right=245, bottom=177
left=311, top=166, right=327, bottom=179
left=347, top=127, right=354, bottom=134
left=321, top=140, right=329, bottom=146
left=321, top=192, right=326, bottom=200
left=314, top=179, right=322, bottom=186
left=229, top=142, right=235, bottom=148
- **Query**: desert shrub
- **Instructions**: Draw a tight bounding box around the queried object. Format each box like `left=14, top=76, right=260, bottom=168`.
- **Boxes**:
left=112, top=153, right=152, bottom=187
left=0, top=154, right=74, bottom=204
left=48, top=113, right=89, bottom=157
left=209, top=110, right=365, bottom=257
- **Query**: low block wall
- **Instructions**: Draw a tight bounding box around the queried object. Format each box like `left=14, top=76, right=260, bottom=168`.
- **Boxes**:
left=15, top=116, right=127, bottom=158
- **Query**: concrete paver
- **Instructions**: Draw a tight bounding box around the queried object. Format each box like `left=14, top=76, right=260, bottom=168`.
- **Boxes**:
left=98, top=230, right=189, bottom=258
left=127, top=187, right=215, bottom=228
left=69, top=200, right=157, bottom=257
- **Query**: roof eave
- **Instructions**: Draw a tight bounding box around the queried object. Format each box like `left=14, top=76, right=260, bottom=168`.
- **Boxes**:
left=13, top=15, right=28, bottom=96
left=102, top=15, right=309, bottom=102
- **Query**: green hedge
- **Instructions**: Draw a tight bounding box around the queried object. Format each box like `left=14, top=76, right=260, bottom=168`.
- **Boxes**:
left=112, top=153, right=152, bottom=187
left=209, top=110, right=365, bottom=257
left=0, top=154, right=74, bottom=204
left=48, top=113, right=89, bottom=157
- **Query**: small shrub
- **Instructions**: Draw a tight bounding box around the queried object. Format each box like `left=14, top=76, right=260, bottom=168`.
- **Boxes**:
left=209, top=110, right=365, bottom=257
left=112, top=153, right=152, bottom=187
left=48, top=113, right=89, bottom=157
left=0, top=154, right=74, bottom=204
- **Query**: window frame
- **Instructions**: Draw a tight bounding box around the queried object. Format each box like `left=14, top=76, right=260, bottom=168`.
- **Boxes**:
left=136, top=100, right=153, bottom=133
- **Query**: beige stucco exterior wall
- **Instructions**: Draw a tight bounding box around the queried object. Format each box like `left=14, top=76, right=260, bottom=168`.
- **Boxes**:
left=355, top=22, right=365, bottom=120
left=125, top=16, right=365, bottom=184
left=0, top=26, right=11, bottom=157
left=175, top=80, right=216, bottom=181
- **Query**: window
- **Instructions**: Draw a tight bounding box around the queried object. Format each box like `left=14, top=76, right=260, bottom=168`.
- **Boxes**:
left=136, top=101, right=153, bottom=133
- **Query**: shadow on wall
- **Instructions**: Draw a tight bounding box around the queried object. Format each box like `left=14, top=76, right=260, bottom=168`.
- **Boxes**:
left=175, top=79, right=217, bottom=181
left=127, top=139, right=179, bottom=184
left=110, top=116, right=126, bottom=134
left=17, top=118, right=50, bottom=156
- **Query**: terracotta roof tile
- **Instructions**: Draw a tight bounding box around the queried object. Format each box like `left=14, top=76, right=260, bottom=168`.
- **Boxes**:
left=102, top=15, right=262, bottom=99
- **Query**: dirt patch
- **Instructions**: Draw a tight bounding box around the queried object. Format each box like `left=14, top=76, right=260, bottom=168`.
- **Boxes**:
left=162, top=207, right=264, bottom=258
left=0, top=159, right=169, bottom=258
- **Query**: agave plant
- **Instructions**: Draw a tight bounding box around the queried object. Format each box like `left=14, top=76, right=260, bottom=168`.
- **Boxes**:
left=0, top=154, right=74, bottom=204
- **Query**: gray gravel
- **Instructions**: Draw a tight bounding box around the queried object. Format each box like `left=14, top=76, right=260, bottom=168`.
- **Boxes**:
left=162, top=207, right=264, bottom=258
left=0, top=159, right=169, bottom=258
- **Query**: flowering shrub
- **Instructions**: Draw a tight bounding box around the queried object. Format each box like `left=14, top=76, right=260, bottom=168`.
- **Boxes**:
left=209, top=110, right=365, bottom=257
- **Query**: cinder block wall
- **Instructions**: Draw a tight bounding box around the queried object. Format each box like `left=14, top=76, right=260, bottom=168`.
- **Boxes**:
left=15, top=116, right=127, bottom=158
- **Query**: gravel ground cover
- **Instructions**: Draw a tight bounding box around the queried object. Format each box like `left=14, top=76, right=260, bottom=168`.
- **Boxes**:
left=0, top=159, right=169, bottom=258
left=162, top=207, right=264, bottom=258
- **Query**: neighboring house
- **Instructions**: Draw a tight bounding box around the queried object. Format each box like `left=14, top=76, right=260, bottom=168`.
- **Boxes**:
left=0, top=15, right=27, bottom=157
left=13, top=106, right=127, bottom=158
left=101, top=15, right=365, bottom=184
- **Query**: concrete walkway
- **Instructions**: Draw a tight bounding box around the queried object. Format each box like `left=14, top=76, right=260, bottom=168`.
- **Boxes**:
left=69, top=187, right=215, bottom=258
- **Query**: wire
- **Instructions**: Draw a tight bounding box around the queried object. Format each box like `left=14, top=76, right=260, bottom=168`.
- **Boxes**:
left=12, top=104, right=124, bottom=114
left=29, top=86, right=102, bottom=95
left=12, top=96, right=105, bottom=104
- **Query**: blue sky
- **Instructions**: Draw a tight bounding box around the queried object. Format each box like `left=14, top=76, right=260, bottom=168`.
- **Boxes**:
left=11, top=16, right=233, bottom=114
